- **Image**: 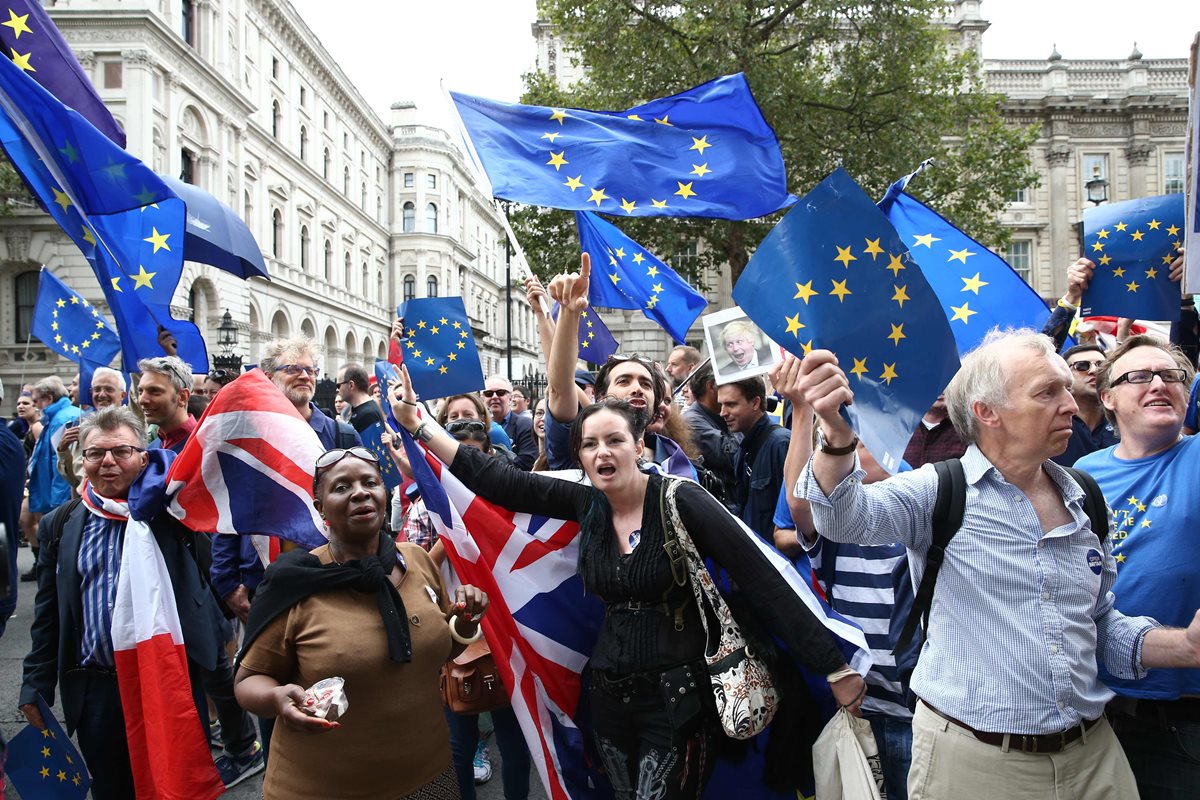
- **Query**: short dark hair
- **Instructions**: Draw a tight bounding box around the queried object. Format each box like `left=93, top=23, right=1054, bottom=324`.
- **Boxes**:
left=594, top=356, right=664, bottom=409
left=340, top=363, right=369, bottom=393
left=687, top=363, right=716, bottom=400
left=719, top=375, right=767, bottom=409
left=1062, top=343, right=1104, bottom=363
left=568, top=398, right=650, bottom=467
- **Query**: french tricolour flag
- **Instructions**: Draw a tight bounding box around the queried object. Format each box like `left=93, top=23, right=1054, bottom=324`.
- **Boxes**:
left=111, top=516, right=223, bottom=800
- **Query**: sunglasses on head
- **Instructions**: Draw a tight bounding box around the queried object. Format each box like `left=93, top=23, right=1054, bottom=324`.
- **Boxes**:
left=312, top=446, right=380, bottom=491
left=446, top=420, right=488, bottom=439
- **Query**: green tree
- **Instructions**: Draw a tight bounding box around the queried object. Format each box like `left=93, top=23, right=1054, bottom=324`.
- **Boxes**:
left=517, top=0, right=1039, bottom=284
left=0, top=151, right=32, bottom=214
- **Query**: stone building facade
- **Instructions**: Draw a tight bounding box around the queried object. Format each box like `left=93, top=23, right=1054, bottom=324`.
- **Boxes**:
left=0, top=0, right=539, bottom=411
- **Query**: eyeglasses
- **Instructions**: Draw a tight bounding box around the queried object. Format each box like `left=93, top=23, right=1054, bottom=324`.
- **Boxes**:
left=1109, top=368, right=1188, bottom=387
left=446, top=420, right=488, bottom=440
left=81, top=445, right=145, bottom=463
left=481, top=389, right=510, bottom=398
left=274, top=364, right=321, bottom=378
left=312, top=446, right=379, bottom=491
left=1069, top=360, right=1104, bottom=373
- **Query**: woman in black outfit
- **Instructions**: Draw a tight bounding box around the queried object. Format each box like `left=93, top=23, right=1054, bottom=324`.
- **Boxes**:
left=393, top=373, right=865, bottom=800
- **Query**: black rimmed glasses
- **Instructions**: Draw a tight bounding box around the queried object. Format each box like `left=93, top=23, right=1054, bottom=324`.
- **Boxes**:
left=274, top=364, right=321, bottom=378
left=81, top=445, right=145, bottom=463
left=1109, top=368, right=1188, bottom=387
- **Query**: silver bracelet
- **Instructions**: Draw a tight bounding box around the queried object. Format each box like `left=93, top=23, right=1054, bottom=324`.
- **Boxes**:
left=449, top=615, right=484, bottom=645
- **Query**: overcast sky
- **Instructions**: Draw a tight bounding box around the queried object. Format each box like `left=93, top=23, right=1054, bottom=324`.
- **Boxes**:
left=285, top=0, right=1195, bottom=131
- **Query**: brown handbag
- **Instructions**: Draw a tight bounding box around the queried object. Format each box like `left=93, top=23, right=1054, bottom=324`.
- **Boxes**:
left=440, top=640, right=510, bottom=714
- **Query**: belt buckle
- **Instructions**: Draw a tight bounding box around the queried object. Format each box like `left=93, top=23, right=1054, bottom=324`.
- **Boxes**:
left=1019, top=735, right=1039, bottom=754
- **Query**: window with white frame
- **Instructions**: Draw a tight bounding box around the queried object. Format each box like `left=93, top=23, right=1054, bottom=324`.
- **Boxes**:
left=1006, top=240, right=1032, bottom=283
left=1164, top=152, right=1185, bottom=194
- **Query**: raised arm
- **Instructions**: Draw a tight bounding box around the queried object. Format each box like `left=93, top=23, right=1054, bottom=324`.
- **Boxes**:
left=546, top=254, right=590, bottom=424
left=525, top=274, right=557, bottom=371
left=771, top=354, right=816, bottom=540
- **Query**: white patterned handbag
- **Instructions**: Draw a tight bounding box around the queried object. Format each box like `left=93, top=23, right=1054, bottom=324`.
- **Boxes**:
left=660, top=477, right=779, bottom=740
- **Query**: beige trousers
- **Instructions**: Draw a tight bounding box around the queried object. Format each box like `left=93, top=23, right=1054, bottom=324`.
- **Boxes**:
left=908, top=701, right=1141, bottom=800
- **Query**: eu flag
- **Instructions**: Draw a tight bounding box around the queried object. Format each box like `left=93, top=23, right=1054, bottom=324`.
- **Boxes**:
left=878, top=163, right=1052, bottom=354
left=373, top=358, right=402, bottom=431
left=360, top=420, right=404, bottom=491
left=1081, top=194, right=1184, bottom=322
left=576, top=211, right=708, bottom=343
left=0, top=51, right=206, bottom=370
left=0, top=0, right=125, bottom=147
left=452, top=74, right=792, bottom=220
left=4, top=695, right=91, bottom=799
left=732, top=168, right=960, bottom=472
left=30, top=268, right=120, bottom=365
left=552, top=303, right=621, bottom=364
left=395, top=297, right=485, bottom=400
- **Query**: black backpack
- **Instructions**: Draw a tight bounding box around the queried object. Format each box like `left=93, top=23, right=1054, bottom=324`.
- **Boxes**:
left=893, top=458, right=1109, bottom=656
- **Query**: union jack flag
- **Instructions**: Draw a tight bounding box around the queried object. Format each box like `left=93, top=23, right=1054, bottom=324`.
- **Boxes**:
left=401, top=421, right=871, bottom=799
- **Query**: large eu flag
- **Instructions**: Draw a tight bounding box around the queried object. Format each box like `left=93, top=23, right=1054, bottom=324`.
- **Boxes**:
left=576, top=211, right=708, bottom=343
left=1080, top=194, right=1184, bottom=322
left=396, top=297, right=485, bottom=400
left=452, top=74, right=792, bottom=220
left=0, top=0, right=125, bottom=146
left=733, top=168, right=959, bottom=472
left=878, top=163, right=1052, bottom=354
left=0, top=51, right=206, bottom=370
left=30, top=268, right=120, bottom=365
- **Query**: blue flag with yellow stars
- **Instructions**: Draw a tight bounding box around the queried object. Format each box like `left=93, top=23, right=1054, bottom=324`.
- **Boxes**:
left=1081, top=194, right=1184, bottom=322
left=360, top=420, right=404, bottom=491
left=373, top=358, right=403, bottom=431
left=4, top=695, right=91, bottom=799
left=551, top=303, right=621, bottom=364
left=395, top=297, right=485, bottom=400
left=878, top=162, right=1052, bottom=354
left=0, top=51, right=206, bottom=370
left=452, top=74, right=792, bottom=220
left=0, top=0, right=125, bottom=147
left=30, top=268, right=120, bottom=365
left=576, top=211, right=708, bottom=343
left=732, top=168, right=960, bottom=472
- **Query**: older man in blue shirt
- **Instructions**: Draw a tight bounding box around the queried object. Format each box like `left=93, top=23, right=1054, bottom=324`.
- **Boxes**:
left=792, top=329, right=1200, bottom=800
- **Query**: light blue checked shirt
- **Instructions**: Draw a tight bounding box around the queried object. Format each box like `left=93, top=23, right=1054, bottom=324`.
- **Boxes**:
left=799, top=444, right=1158, bottom=735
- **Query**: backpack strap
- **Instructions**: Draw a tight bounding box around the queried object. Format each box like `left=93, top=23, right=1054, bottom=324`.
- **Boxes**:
left=1063, top=466, right=1109, bottom=542
left=45, top=496, right=83, bottom=565
left=894, top=459, right=965, bottom=655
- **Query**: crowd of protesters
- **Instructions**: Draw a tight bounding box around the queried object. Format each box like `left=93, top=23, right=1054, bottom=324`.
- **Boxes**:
left=2, top=250, right=1199, bottom=799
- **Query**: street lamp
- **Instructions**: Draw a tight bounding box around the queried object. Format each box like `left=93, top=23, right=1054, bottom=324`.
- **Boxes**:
left=1085, top=169, right=1109, bottom=206
left=211, top=308, right=242, bottom=372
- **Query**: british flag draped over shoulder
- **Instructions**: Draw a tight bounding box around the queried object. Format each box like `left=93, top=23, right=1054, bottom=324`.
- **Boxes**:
left=400, top=420, right=872, bottom=799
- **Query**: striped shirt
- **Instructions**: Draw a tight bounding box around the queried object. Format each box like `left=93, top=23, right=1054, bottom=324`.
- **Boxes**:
left=77, top=513, right=125, bottom=668
left=799, top=444, right=1157, bottom=735
left=803, top=538, right=911, bottom=719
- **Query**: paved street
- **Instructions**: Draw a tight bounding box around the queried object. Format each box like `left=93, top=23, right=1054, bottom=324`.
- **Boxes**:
left=2, top=546, right=543, bottom=799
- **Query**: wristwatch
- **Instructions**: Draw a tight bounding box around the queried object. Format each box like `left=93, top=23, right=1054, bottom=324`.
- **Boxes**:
left=818, top=431, right=859, bottom=456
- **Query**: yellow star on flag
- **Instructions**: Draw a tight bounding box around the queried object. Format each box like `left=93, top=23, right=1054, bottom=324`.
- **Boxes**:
left=456, top=341, right=465, bottom=349
left=1140, top=518, right=1151, bottom=528
left=653, top=115, right=672, bottom=126
left=880, top=363, right=899, bottom=385
left=1114, top=221, right=1127, bottom=232
left=1112, top=266, right=1126, bottom=278
left=886, top=254, right=905, bottom=277
left=674, top=181, right=696, bottom=200
left=439, top=316, right=449, bottom=325
left=800, top=339, right=814, bottom=355
left=144, top=227, right=171, bottom=252
left=563, top=175, right=583, bottom=191
left=620, top=198, right=637, bottom=213
left=412, top=349, right=422, bottom=358
left=439, top=365, right=448, bottom=374
left=1166, top=224, right=1180, bottom=236
left=645, top=264, right=659, bottom=277
left=1147, top=219, right=1160, bottom=230
left=82, top=226, right=96, bottom=246
left=651, top=199, right=667, bottom=209
left=2, top=9, right=32, bottom=38
left=614, top=248, right=625, bottom=259
left=430, top=326, right=440, bottom=334
left=888, top=323, right=906, bottom=346
left=10, top=48, right=35, bottom=72
left=549, top=108, right=566, bottom=124
left=960, top=273, right=988, bottom=294
left=912, top=233, right=940, bottom=248
left=689, top=135, right=711, bottom=155
left=57, top=770, right=67, bottom=782
left=1116, top=553, right=1126, bottom=563
left=784, top=313, right=805, bottom=337
left=1130, top=230, right=1144, bottom=242
left=52, top=187, right=72, bottom=213
left=41, top=746, right=51, bottom=757
left=608, top=272, right=621, bottom=285
left=1126, top=280, right=1139, bottom=292
left=829, top=278, right=852, bottom=302
left=863, top=238, right=884, bottom=260
left=448, top=352, right=457, bottom=361
left=56, top=298, right=66, bottom=308
left=850, top=357, right=869, bottom=379
left=1099, top=255, right=1112, bottom=265
left=1145, top=268, right=1158, bottom=279
left=1091, top=241, right=1105, bottom=253
left=40, top=767, right=50, bottom=778
left=111, top=276, right=122, bottom=292
left=1162, top=254, right=1175, bottom=265
left=546, top=151, right=568, bottom=170
left=948, top=248, right=975, bottom=263
left=794, top=281, right=817, bottom=304
left=690, top=163, right=711, bottom=177
left=632, top=252, right=645, bottom=265
left=131, top=265, right=156, bottom=289
left=1097, top=228, right=1110, bottom=239
left=70, top=296, right=79, bottom=305
left=834, top=245, right=857, bottom=268
left=588, top=187, right=608, bottom=206
left=891, top=284, right=909, bottom=308
left=950, top=302, right=976, bottom=323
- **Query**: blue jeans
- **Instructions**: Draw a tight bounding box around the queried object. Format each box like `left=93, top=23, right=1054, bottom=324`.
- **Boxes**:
left=1111, top=708, right=1200, bottom=800
left=867, top=714, right=913, bottom=800
left=445, top=706, right=530, bottom=800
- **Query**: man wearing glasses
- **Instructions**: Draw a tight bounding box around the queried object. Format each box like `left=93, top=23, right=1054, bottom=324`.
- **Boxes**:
left=482, top=375, right=536, bottom=470
left=335, top=362, right=384, bottom=434
left=1075, top=336, right=1200, bottom=797
left=1053, top=344, right=1119, bottom=467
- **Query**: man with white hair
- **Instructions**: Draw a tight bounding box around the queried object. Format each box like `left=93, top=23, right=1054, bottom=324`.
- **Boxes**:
left=1075, top=335, right=1200, bottom=796
left=789, top=329, right=1200, bottom=799
left=57, top=367, right=128, bottom=492
left=482, top=374, right=536, bottom=470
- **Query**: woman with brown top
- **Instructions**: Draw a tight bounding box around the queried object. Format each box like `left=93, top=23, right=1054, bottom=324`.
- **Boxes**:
left=234, top=446, right=489, bottom=799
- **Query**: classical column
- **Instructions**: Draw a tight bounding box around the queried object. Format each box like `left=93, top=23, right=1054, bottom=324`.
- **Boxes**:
left=1124, top=142, right=1153, bottom=200
left=1045, top=143, right=1074, bottom=297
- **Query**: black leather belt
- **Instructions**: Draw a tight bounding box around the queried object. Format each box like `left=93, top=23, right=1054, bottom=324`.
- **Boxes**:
left=923, top=700, right=1101, bottom=754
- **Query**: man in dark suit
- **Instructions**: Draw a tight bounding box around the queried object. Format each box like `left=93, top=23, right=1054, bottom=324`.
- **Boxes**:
left=0, top=377, right=28, bottom=638
left=483, top=375, right=537, bottom=470
left=18, top=406, right=249, bottom=799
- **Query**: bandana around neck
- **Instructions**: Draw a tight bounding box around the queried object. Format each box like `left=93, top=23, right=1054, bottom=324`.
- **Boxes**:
left=81, top=480, right=130, bottom=521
